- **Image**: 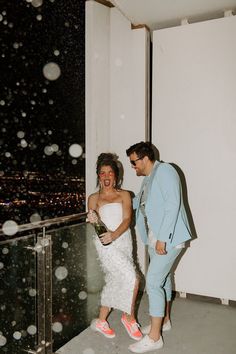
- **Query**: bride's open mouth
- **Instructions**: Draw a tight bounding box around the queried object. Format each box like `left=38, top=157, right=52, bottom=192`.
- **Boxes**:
left=104, top=179, right=111, bottom=187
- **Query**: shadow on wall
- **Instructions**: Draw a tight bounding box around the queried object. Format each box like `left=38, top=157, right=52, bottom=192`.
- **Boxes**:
left=152, top=141, right=197, bottom=242
left=170, top=162, right=197, bottom=242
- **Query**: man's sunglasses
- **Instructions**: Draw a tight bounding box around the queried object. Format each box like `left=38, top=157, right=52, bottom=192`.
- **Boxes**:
left=130, top=157, right=143, bottom=166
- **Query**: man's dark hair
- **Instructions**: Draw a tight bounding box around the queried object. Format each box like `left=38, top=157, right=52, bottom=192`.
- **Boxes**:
left=126, top=141, right=155, bottom=162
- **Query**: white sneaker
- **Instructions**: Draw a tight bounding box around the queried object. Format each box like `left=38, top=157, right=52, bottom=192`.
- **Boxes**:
left=163, top=320, right=171, bottom=331
left=141, top=320, right=171, bottom=335
left=129, top=335, right=163, bottom=353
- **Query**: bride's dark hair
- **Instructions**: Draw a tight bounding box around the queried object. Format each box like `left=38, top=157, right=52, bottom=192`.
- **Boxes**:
left=96, top=153, right=120, bottom=189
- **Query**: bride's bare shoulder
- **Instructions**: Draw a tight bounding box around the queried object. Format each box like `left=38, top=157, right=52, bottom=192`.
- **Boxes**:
left=88, top=192, right=99, bottom=204
left=117, top=189, right=131, bottom=200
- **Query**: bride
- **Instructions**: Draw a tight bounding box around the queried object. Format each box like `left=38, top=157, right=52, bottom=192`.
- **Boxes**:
left=87, top=153, right=142, bottom=341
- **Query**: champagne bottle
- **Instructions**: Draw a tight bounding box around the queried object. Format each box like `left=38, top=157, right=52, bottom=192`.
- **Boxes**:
left=93, top=212, right=111, bottom=246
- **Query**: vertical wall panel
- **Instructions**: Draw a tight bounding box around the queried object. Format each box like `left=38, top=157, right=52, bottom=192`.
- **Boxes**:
left=86, top=2, right=150, bottom=272
left=109, top=9, right=150, bottom=272
left=86, top=1, right=110, bottom=197
left=152, top=16, right=236, bottom=300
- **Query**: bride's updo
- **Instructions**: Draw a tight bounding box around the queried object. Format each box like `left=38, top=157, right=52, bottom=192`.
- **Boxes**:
left=96, top=153, right=120, bottom=189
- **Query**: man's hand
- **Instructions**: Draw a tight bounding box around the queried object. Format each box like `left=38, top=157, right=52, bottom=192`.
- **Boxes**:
left=155, top=240, right=167, bottom=255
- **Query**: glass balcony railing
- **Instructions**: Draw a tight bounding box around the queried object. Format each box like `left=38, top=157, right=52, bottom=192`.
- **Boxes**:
left=0, top=214, right=104, bottom=354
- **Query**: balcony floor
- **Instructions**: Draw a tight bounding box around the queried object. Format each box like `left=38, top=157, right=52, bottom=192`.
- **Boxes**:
left=57, top=293, right=236, bottom=354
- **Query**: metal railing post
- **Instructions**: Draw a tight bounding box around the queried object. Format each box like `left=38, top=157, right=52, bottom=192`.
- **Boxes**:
left=36, top=227, right=53, bottom=353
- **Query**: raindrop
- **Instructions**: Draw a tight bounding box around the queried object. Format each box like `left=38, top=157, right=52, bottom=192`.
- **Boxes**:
left=13, top=331, right=21, bottom=340
left=31, top=0, right=43, bottom=8
left=27, top=325, right=37, bottom=335
left=0, top=335, right=7, bottom=347
left=30, top=213, right=41, bottom=224
left=55, top=266, right=68, bottom=280
left=2, top=220, right=19, bottom=236
left=36, top=14, right=42, bottom=21
left=21, top=112, right=27, bottom=117
left=78, top=291, right=87, bottom=300
left=29, top=288, right=37, bottom=297
left=43, top=62, right=61, bottom=81
left=2, top=248, right=9, bottom=255
left=17, top=131, right=25, bottom=139
left=61, top=288, right=67, bottom=293
left=20, top=139, right=28, bottom=148
left=13, top=42, right=19, bottom=49
left=48, top=99, right=54, bottom=105
left=52, top=322, right=63, bottom=333
left=5, top=152, right=11, bottom=158
left=51, top=144, right=59, bottom=152
left=0, top=100, right=5, bottom=106
left=44, top=145, right=54, bottom=156
left=40, top=239, right=49, bottom=247
left=0, top=15, right=3, bottom=22
left=0, top=262, right=4, bottom=269
left=34, top=243, right=43, bottom=253
left=68, top=144, right=83, bottom=158
left=54, top=50, right=60, bottom=56
left=62, top=242, right=68, bottom=249
left=72, top=159, right=77, bottom=165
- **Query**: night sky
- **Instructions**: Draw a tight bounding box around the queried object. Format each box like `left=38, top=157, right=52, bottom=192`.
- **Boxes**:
left=0, top=0, right=85, bottom=176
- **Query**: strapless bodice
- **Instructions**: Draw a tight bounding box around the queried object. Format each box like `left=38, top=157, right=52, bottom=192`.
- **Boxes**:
left=99, top=202, right=122, bottom=231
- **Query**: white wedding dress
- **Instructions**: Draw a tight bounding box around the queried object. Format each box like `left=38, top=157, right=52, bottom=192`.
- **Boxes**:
left=93, top=202, right=137, bottom=314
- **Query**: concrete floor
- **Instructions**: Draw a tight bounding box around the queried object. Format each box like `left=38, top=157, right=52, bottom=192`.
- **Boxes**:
left=57, top=293, right=236, bottom=354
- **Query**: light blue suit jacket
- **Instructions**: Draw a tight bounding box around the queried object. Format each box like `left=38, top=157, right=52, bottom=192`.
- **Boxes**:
left=134, top=161, right=191, bottom=250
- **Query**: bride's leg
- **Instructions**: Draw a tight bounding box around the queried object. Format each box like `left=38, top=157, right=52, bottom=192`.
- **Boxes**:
left=125, top=277, right=139, bottom=322
left=99, top=306, right=111, bottom=321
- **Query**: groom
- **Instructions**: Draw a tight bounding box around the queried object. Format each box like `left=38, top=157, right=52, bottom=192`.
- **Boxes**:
left=126, top=141, right=191, bottom=353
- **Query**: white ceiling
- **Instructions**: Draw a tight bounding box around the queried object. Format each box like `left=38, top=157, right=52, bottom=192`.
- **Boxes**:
left=110, top=0, right=236, bottom=30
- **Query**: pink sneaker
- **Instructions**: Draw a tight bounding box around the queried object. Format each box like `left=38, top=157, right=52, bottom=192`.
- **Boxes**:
left=121, top=313, right=142, bottom=341
left=90, top=319, right=115, bottom=338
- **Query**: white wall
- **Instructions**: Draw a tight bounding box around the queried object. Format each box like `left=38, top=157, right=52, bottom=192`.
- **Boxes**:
left=152, top=16, right=236, bottom=300
left=86, top=1, right=150, bottom=272
left=86, top=1, right=110, bottom=197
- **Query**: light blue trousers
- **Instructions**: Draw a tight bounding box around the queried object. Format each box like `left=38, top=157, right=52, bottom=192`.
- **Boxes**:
left=146, top=246, right=182, bottom=317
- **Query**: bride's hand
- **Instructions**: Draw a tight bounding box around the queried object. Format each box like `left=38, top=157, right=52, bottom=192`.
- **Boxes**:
left=87, top=209, right=98, bottom=224
left=100, top=231, right=113, bottom=245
